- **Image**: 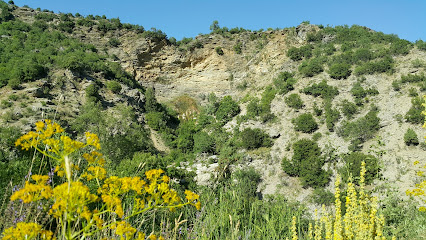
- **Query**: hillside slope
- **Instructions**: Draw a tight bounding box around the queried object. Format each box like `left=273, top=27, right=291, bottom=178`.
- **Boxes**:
left=1, top=2, right=426, bottom=209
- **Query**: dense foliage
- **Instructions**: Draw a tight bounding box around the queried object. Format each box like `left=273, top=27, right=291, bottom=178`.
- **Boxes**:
left=282, top=139, right=330, bottom=188
left=292, top=113, right=318, bottom=133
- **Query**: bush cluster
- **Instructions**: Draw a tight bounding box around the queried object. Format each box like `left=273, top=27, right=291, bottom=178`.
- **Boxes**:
left=239, top=128, right=272, bottom=150
left=404, top=128, right=419, bottom=146
left=282, top=139, right=330, bottom=188
left=401, top=73, right=425, bottom=83
left=273, top=71, right=297, bottom=95
left=324, top=101, right=340, bottom=131
left=416, top=40, right=426, bottom=51
left=354, top=57, right=394, bottom=76
left=215, top=96, right=240, bottom=123
left=298, top=59, right=324, bottom=77
left=287, top=45, right=313, bottom=61
left=106, top=81, right=122, bottom=93
left=328, top=63, right=352, bottom=79
left=302, top=80, right=339, bottom=99
left=350, top=82, right=379, bottom=105
left=405, top=96, right=425, bottom=124
left=340, top=99, right=357, bottom=118
left=285, top=93, right=304, bottom=109
left=215, top=47, right=224, bottom=55
left=292, top=113, right=318, bottom=133
left=338, top=109, right=380, bottom=148
left=340, top=152, right=380, bottom=185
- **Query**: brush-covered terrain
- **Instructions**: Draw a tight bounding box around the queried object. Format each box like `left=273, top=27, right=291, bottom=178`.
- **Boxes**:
left=1, top=1, right=426, bottom=239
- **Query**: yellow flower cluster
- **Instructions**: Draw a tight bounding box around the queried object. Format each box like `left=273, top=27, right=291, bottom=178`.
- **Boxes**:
left=293, top=161, right=391, bottom=240
left=15, top=119, right=64, bottom=151
left=2, top=222, right=54, bottom=240
left=49, top=181, right=98, bottom=219
left=4, top=120, right=201, bottom=240
left=15, top=119, right=100, bottom=160
left=11, top=175, right=52, bottom=203
left=111, top=221, right=137, bottom=239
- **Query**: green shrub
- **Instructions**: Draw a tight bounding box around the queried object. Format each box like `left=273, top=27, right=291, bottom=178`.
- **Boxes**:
left=353, top=48, right=373, bottom=63
left=307, top=31, right=323, bottom=42
left=233, top=42, right=242, bottom=54
left=411, top=59, right=425, bottom=68
left=175, top=121, right=196, bottom=153
left=144, top=87, right=159, bottom=112
left=313, top=103, right=323, bottom=116
left=401, top=73, right=425, bottom=83
left=215, top=47, right=224, bottom=55
left=282, top=139, right=330, bottom=188
left=350, top=82, right=378, bottom=105
left=215, top=96, right=240, bottom=123
left=292, top=113, right=318, bottom=133
left=354, top=57, right=394, bottom=76
left=405, top=96, right=425, bottom=124
left=142, top=28, right=167, bottom=41
left=404, top=128, right=419, bottom=146
left=338, top=109, right=380, bottom=144
left=340, top=100, right=357, bottom=118
left=323, top=43, right=336, bottom=55
left=302, top=80, right=339, bottom=99
left=108, top=38, right=120, bottom=47
left=311, top=188, right=334, bottom=206
left=193, top=131, right=215, bottom=153
left=57, top=20, right=75, bottom=33
left=287, top=45, right=313, bottom=61
left=415, top=40, right=426, bottom=51
left=273, top=71, right=297, bottom=95
left=145, top=111, right=168, bottom=131
left=0, top=100, right=12, bottom=108
left=325, top=101, right=340, bottom=131
left=259, top=86, right=276, bottom=114
left=106, top=81, right=122, bottom=93
left=408, top=87, right=418, bottom=97
left=34, top=13, right=57, bottom=22
left=341, top=152, right=380, bottom=185
left=188, top=40, right=203, bottom=51
left=85, top=83, right=100, bottom=102
left=312, top=132, right=322, bottom=141
left=7, top=78, right=20, bottom=89
left=285, top=93, right=304, bottom=109
left=246, top=98, right=262, bottom=118
left=328, top=63, right=352, bottom=79
left=240, top=128, right=272, bottom=150
left=390, top=39, right=412, bottom=56
left=392, top=80, right=401, bottom=91
left=299, top=59, right=324, bottom=77
left=0, top=3, right=13, bottom=21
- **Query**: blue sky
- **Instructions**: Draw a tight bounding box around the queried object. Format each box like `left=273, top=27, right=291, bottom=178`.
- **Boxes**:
left=12, top=0, right=426, bottom=42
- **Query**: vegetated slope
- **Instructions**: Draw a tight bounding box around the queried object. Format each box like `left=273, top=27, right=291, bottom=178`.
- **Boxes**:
left=1, top=2, right=426, bottom=212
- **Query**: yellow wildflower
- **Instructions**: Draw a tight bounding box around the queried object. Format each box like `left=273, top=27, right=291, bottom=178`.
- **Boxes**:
left=101, top=194, right=124, bottom=218
left=11, top=175, right=53, bottom=203
left=82, top=166, right=107, bottom=181
left=145, top=169, right=164, bottom=181
left=291, top=216, right=298, bottom=240
left=85, top=132, right=101, bottom=150
left=49, top=182, right=98, bottom=220
left=1, top=222, right=54, bottom=240
left=60, top=135, right=84, bottom=156
left=136, top=232, right=146, bottom=240
left=112, top=221, right=136, bottom=238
